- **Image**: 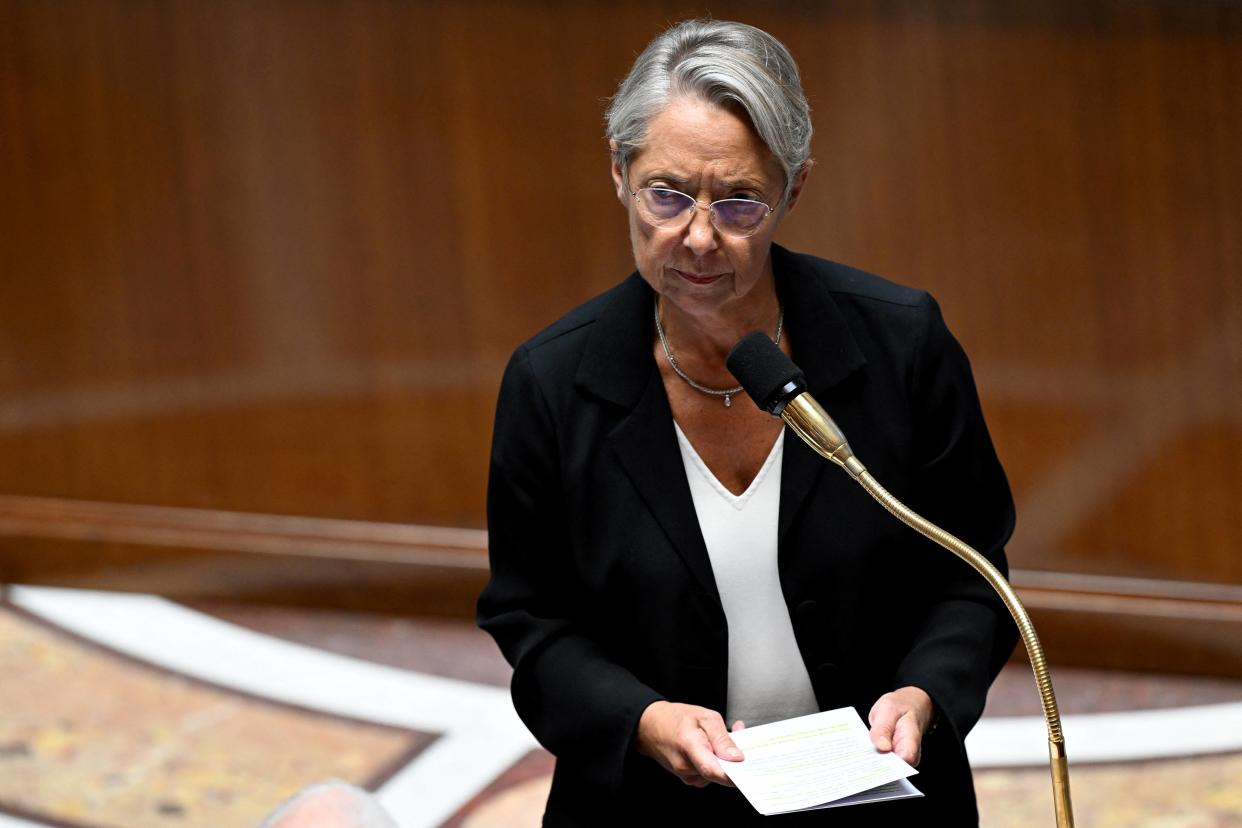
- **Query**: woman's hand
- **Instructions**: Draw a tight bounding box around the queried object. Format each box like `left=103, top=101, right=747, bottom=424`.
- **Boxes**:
left=868, top=686, right=935, bottom=766
left=635, top=701, right=744, bottom=787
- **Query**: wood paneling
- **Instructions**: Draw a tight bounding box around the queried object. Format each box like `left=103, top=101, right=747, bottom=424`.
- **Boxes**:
left=5, top=494, right=1242, bottom=676
left=1013, top=568, right=1242, bottom=676
left=1, top=1, right=1240, bottom=668
left=0, top=494, right=488, bottom=616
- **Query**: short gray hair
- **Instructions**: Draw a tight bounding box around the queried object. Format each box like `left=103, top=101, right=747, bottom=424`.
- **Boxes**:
left=605, top=19, right=812, bottom=203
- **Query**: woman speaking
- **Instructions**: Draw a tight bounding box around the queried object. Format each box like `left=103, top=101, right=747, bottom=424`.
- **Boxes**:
left=478, top=19, right=1016, bottom=826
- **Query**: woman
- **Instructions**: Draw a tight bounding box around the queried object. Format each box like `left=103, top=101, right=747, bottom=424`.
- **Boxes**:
left=478, top=19, right=1016, bottom=826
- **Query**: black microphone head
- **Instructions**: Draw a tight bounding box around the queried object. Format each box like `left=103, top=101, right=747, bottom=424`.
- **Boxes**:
left=726, top=331, right=807, bottom=415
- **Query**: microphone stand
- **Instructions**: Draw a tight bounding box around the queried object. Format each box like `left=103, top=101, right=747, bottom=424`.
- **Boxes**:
left=781, top=393, right=1075, bottom=827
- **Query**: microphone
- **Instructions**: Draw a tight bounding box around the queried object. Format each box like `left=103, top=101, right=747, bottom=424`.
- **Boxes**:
left=726, top=331, right=1076, bottom=828
left=725, top=332, right=863, bottom=478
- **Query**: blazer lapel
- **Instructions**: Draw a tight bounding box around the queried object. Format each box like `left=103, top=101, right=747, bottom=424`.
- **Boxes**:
left=773, top=246, right=868, bottom=545
left=610, top=370, right=721, bottom=600
left=576, top=274, right=721, bottom=602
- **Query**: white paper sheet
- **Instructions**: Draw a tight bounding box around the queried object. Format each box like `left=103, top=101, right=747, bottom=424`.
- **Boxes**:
left=717, top=707, right=923, bottom=815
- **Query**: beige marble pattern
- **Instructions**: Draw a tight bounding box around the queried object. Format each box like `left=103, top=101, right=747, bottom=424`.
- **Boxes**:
left=0, top=608, right=425, bottom=827
left=454, top=756, right=1242, bottom=827
left=461, top=777, right=552, bottom=828
left=6, top=596, right=1240, bottom=828
left=977, top=754, right=1242, bottom=827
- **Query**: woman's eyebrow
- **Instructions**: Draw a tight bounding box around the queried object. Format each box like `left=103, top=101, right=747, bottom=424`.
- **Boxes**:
left=718, top=176, right=766, bottom=191
left=639, top=171, right=691, bottom=187
left=640, top=173, right=765, bottom=194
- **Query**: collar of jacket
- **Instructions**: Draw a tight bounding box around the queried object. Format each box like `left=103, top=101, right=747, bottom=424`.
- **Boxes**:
left=573, top=244, right=867, bottom=406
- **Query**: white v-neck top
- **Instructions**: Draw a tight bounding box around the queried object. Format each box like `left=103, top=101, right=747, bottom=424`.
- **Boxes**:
left=673, top=422, right=819, bottom=727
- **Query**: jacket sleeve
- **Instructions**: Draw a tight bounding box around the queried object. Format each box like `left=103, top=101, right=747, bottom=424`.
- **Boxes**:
left=476, top=345, right=664, bottom=798
left=890, top=293, right=1019, bottom=746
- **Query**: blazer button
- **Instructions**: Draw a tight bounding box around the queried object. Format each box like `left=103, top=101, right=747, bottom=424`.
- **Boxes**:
left=794, top=599, right=819, bottom=627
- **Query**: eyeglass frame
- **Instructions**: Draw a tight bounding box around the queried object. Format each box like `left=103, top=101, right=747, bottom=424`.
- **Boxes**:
left=626, top=184, right=777, bottom=238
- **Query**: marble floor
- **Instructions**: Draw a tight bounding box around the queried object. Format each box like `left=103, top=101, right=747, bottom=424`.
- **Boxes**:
left=2, top=585, right=1240, bottom=827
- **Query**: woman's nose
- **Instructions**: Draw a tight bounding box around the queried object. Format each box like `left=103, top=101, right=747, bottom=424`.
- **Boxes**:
left=682, top=204, right=718, bottom=256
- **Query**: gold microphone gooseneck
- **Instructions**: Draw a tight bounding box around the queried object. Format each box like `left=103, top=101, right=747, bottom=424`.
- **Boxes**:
left=727, top=333, right=1074, bottom=828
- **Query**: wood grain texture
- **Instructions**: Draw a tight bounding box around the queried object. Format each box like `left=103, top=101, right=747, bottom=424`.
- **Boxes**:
left=0, top=1, right=1239, bottom=662
left=0, top=494, right=489, bottom=616
left=5, top=494, right=1241, bottom=674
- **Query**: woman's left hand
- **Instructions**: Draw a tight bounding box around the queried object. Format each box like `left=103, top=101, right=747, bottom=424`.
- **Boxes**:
left=867, top=686, right=935, bottom=766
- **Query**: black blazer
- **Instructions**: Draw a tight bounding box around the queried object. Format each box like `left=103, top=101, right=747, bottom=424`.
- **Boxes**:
left=479, top=246, right=1017, bottom=826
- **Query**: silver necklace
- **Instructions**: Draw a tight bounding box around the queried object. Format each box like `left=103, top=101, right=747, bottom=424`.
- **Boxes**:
left=653, top=301, right=785, bottom=408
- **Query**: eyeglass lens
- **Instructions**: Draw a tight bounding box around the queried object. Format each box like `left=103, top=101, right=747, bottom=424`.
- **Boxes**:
left=635, top=188, right=769, bottom=235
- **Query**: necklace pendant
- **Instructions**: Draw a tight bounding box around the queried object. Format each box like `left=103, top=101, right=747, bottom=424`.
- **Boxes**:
left=723, top=394, right=732, bottom=408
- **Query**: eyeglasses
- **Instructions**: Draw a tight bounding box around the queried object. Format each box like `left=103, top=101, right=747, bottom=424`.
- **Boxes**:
left=629, top=187, right=775, bottom=238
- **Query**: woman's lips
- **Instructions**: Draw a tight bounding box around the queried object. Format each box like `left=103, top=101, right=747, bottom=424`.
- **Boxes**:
left=674, top=269, right=724, bottom=285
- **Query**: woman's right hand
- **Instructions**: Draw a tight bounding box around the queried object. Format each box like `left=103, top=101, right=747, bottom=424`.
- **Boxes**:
left=634, top=701, right=744, bottom=787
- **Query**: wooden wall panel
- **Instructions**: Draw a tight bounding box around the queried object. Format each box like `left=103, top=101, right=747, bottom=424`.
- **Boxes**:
left=1, top=1, right=1240, bottom=667
left=5, top=493, right=1242, bottom=676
